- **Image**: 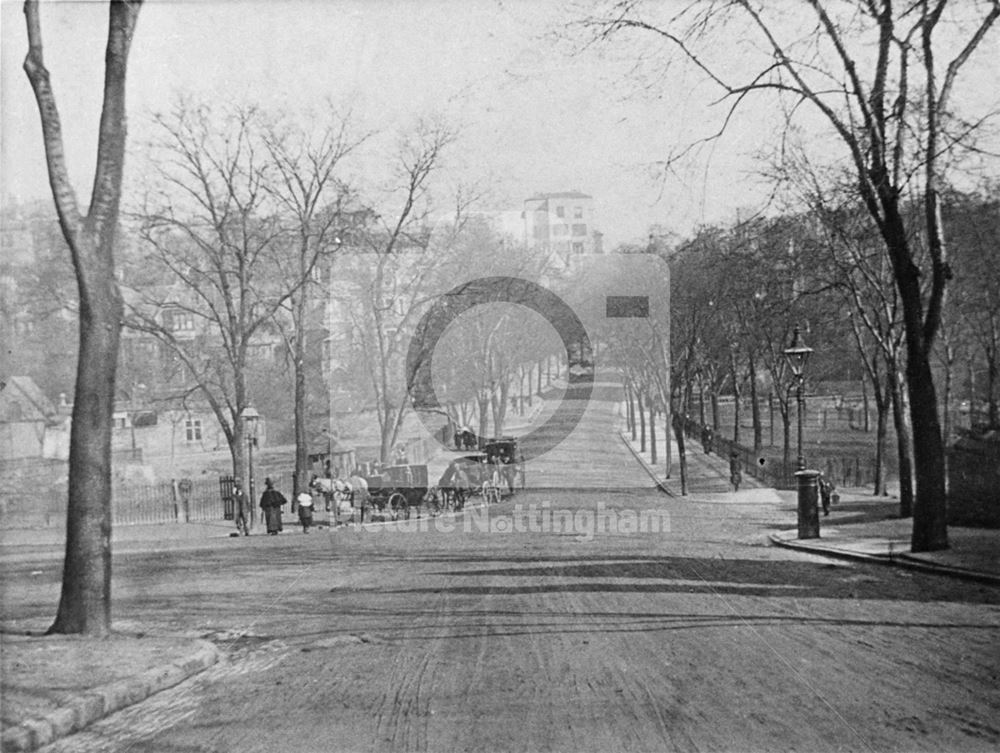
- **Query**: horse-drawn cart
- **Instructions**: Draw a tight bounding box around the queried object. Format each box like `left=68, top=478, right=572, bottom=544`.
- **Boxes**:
left=366, top=464, right=431, bottom=520
left=434, top=437, right=524, bottom=512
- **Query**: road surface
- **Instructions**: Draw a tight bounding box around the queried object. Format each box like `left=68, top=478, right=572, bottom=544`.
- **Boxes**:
left=10, top=380, right=999, bottom=752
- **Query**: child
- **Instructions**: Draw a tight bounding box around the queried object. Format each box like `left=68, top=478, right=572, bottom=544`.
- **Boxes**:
left=296, top=489, right=314, bottom=533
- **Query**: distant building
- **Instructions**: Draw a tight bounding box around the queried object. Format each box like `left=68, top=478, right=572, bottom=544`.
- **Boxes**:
left=522, top=191, right=603, bottom=262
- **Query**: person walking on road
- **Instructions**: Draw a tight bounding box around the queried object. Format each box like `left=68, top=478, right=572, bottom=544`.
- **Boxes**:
left=233, top=479, right=250, bottom=536
left=296, top=488, right=315, bottom=533
left=729, top=452, right=742, bottom=492
left=260, top=477, right=287, bottom=535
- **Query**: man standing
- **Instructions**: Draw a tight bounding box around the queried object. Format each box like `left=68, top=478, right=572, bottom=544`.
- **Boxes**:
left=233, top=479, right=250, bottom=536
left=259, top=477, right=287, bottom=535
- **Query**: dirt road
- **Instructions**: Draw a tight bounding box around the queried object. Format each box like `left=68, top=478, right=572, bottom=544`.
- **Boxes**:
left=15, top=382, right=1000, bottom=752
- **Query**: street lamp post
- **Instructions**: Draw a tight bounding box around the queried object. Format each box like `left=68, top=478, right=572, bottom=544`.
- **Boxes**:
left=240, top=405, right=260, bottom=528
left=784, top=327, right=819, bottom=539
left=784, top=327, right=813, bottom=470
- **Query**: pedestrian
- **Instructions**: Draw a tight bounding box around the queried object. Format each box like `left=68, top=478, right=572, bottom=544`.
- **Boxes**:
left=729, top=452, right=742, bottom=492
left=393, top=444, right=408, bottom=465
left=348, top=470, right=369, bottom=524
left=232, top=478, right=250, bottom=536
left=296, top=488, right=315, bottom=533
left=819, top=475, right=833, bottom=516
left=259, top=477, right=287, bottom=535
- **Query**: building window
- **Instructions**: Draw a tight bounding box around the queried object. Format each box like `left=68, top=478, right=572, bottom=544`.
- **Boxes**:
left=164, top=309, right=195, bottom=332
left=185, top=418, right=202, bottom=442
left=113, top=414, right=129, bottom=429
left=574, top=206, right=583, bottom=219
left=572, top=242, right=584, bottom=254
left=572, top=223, right=587, bottom=236
left=555, top=206, right=565, bottom=218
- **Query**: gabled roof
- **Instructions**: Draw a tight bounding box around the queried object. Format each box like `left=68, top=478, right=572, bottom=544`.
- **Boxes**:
left=0, top=376, right=56, bottom=420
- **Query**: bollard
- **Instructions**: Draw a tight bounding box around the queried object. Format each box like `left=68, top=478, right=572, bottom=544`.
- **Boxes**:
left=795, top=469, right=821, bottom=539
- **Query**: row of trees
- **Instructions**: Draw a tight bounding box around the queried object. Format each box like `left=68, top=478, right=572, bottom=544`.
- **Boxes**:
left=582, top=0, right=999, bottom=552
left=666, top=185, right=999, bottom=502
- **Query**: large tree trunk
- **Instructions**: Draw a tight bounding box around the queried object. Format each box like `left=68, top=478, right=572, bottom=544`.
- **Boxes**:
left=672, top=413, right=687, bottom=496
left=889, top=366, right=915, bottom=520
left=987, top=343, right=999, bottom=427
left=625, top=381, right=636, bottom=440
left=781, top=403, right=791, bottom=471
left=24, top=0, right=143, bottom=636
left=749, top=352, right=761, bottom=451
left=648, top=396, right=657, bottom=466
left=872, top=373, right=889, bottom=497
left=907, top=353, right=947, bottom=548
left=638, top=391, right=646, bottom=452
left=697, top=378, right=706, bottom=425
left=731, top=383, right=741, bottom=445
left=51, top=232, right=122, bottom=635
left=293, top=293, right=309, bottom=497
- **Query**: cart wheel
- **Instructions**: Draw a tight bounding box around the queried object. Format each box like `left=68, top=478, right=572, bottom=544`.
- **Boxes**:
left=387, top=492, right=406, bottom=519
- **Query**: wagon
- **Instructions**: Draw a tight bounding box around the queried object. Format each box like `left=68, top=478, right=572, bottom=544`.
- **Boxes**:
left=433, top=438, right=523, bottom=512
left=365, top=464, right=430, bottom=520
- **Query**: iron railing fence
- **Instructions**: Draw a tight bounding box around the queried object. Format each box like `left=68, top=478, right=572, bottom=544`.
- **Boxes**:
left=678, top=416, right=883, bottom=491
left=111, top=472, right=295, bottom=526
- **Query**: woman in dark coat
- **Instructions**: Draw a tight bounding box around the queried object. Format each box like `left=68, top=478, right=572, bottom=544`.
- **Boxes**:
left=259, top=477, right=287, bottom=535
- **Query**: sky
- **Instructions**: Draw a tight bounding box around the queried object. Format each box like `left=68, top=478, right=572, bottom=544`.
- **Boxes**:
left=2, top=0, right=998, bottom=248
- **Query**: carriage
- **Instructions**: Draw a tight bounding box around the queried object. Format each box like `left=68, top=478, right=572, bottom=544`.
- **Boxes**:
left=483, top=437, right=524, bottom=493
left=433, top=437, right=524, bottom=512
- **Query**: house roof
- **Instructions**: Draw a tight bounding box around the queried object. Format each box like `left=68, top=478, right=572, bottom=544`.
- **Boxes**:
left=0, top=376, right=56, bottom=420
left=525, top=191, right=592, bottom=201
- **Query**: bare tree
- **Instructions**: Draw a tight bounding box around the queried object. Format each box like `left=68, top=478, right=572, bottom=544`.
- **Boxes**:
left=332, top=122, right=466, bottom=463
left=23, top=0, right=143, bottom=635
left=262, top=111, right=366, bottom=497
left=126, top=102, right=308, bottom=485
left=584, top=1, right=999, bottom=551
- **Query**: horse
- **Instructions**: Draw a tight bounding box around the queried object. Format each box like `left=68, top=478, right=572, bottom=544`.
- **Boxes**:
left=437, top=462, right=473, bottom=511
left=347, top=474, right=370, bottom=522
left=309, top=475, right=352, bottom=513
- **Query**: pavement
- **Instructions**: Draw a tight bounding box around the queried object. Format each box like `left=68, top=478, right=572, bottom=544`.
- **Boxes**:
left=0, top=631, right=219, bottom=753
left=622, top=424, right=1000, bottom=586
